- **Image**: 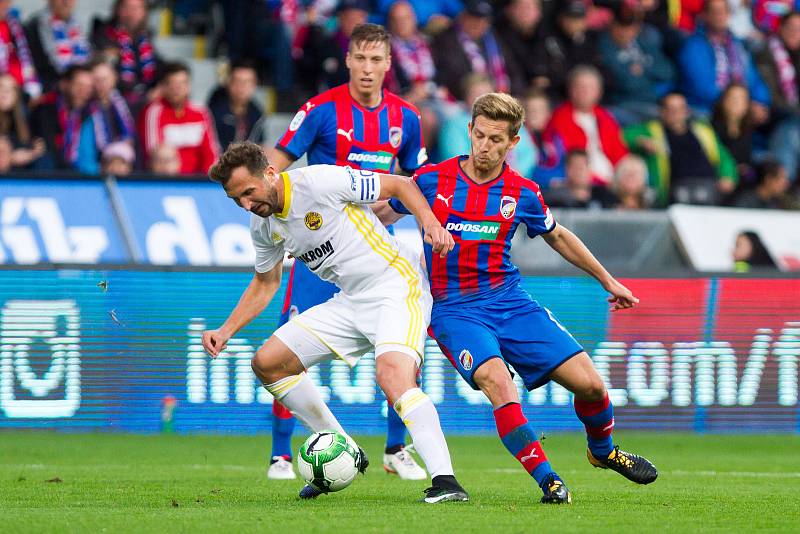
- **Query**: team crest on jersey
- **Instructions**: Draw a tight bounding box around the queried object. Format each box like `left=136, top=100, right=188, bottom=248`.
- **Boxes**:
left=389, top=126, right=403, bottom=148
left=500, top=196, right=517, bottom=219
left=304, top=212, right=323, bottom=230
left=289, top=109, right=306, bottom=131
left=271, top=232, right=284, bottom=244
left=459, top=349, right=473, bottom=371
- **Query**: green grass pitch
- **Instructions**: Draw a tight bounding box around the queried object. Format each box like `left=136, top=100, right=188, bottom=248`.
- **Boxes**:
left=1, top=432, right=799, bottom=533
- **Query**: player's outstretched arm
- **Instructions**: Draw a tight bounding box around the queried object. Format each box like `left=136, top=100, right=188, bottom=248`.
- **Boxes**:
left=370, top=200, right=405, bottom=226
left=378, top=174, right=454, bottom=257
left=542, top=224, right=639, bottom=312
left=202, top=262, right=283, bottom=357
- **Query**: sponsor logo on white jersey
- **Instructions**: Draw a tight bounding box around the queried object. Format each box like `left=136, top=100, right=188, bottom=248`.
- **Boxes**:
left=296, top=239, right=334, bottom=270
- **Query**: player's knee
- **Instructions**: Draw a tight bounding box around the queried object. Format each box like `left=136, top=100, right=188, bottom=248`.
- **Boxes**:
left=375, top=356, right=415, bottom=403
left=576, top=378, right=607, bottom=402
left=474, top=360, right=517, bottom=405
left=251, top=348, right=278, bottom=382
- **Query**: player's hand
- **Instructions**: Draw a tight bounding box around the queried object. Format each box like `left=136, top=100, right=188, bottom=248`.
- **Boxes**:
left=423, top=223, right=455, bottom=257
left=202, top=329, right=230, bottom=358
left=604, top=279, right=639, bottom=312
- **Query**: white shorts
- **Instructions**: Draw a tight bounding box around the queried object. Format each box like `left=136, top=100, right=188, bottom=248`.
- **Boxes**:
left=274, top=258, right=432, bottom=369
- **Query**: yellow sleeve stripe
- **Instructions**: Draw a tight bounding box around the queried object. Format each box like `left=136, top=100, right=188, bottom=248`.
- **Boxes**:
left=345, top=204, right=423, bottom=347
left=277, top=172, right=291, bottom=219
left=344, top=204, right=424, bottom=349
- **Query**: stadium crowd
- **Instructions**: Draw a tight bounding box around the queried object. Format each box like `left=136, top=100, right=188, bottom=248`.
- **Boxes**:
left=1, top=0, right=799, bottom=211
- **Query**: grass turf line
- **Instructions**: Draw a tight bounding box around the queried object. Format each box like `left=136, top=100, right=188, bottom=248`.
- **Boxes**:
left=1, top=432, right=799, bottom=533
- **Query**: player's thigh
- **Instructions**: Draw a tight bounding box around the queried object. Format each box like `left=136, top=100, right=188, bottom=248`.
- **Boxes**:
left=364, top=264, right=432, bottom=365
left=275, top=294, right=372, bottom=369
left=499, top=304, right=584, bottom=391
left=428, top=310, right=503, bottom=391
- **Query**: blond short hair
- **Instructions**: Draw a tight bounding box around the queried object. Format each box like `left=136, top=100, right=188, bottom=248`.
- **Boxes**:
left=471, top=92, right=525, bottom=137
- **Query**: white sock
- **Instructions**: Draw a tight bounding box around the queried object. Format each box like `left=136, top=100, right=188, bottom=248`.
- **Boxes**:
left=264, top=373, right=345, bottom=434
left=394, top=388, right=454, bottom=478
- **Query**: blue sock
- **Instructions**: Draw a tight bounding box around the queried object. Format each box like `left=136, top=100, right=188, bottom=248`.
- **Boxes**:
left=271, top=404, right=296, bottom=459
left=574, top=393, right=615, bottom=458
left=385, top=401, right=406, bottom=450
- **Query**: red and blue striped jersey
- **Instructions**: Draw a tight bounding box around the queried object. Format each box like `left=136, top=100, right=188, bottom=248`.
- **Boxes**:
left=389, top=156, right=556, bottom=304
left=276, top=84, right=427, bottom=173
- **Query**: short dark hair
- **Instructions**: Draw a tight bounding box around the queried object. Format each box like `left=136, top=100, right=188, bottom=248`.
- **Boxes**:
left=523, top=87, right=549, bottom=103
left=230, top=58, right=258, bottom=77
left=350, top=23, right=391, bottom=54
left=159, top=61, right=190, bottom=84
left=61, top=64, right=92, bottom=82
left=757, top=158, right=784, bottom=184
left=208, top=141, right=269, bottom=185
left=658, top=91, right=685, bottom=108
left=780, top=10, right=800, bottom=26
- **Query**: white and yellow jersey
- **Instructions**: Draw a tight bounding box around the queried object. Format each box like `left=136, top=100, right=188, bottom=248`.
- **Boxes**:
left=250, top=164, right=416, bottom=296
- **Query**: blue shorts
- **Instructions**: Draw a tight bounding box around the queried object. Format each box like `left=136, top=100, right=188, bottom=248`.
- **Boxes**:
left=428, top=284, right=583, bottom=391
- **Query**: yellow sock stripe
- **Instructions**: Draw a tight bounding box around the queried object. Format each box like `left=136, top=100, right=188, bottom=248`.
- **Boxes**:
left=344, top=206, right=421, bottom=346
left=345, top=205, right=423, bottom=347
left=395, top=391, right=429, bottom=419
left=265, top=373, right=303, bottom=399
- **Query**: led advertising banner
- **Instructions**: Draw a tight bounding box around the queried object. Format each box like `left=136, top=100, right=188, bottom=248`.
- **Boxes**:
left=0, top=271, right=797, bottom=434
left=0, top=180, right=129, bottom=264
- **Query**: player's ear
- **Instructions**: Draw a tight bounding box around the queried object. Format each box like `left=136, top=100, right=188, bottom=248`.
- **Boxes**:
left=345, top=51, right=352, bottom=69
left=508, top=134, right=521, bottom=150
left=467, top=122, right=473, bottom=136
left=265, top=164, right=278, bottom=177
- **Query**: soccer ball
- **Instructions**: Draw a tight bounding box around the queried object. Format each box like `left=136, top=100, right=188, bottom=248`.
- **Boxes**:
left=297, top=430, right=360, bottom=493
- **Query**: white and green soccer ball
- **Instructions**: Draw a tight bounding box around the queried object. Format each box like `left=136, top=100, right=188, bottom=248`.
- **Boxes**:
left=297, top=430, right=360, bottom=493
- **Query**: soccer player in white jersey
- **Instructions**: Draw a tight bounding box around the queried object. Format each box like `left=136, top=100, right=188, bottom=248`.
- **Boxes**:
left=202, top=141, right=469, bottom=503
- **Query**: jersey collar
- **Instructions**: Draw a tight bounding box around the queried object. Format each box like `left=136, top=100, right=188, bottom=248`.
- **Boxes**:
left=276, top=172, right=291, bottom=219
left=457, top=155, right=507, bottom=187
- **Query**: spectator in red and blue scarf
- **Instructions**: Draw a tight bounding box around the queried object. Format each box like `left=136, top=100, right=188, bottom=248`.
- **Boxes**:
left=89, top=58, right=135, bottom=153
left=677, top=0, right=770, bottom=115
left=431, top=0, right=514, bottom=101
left=30, top=64, right=98, bottom=173
left=25, top=0, right=90, bottom=93
left=91, top=0, right=160, bottom=112
left=0, top=1, right=41, bottom=99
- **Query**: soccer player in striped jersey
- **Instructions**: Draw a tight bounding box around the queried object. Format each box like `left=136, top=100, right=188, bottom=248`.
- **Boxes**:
left=381, top=93, right=658, bottom=504
left=265, top=23, right=429, bottom=481
left=202, top=142, right=468, bottom=503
